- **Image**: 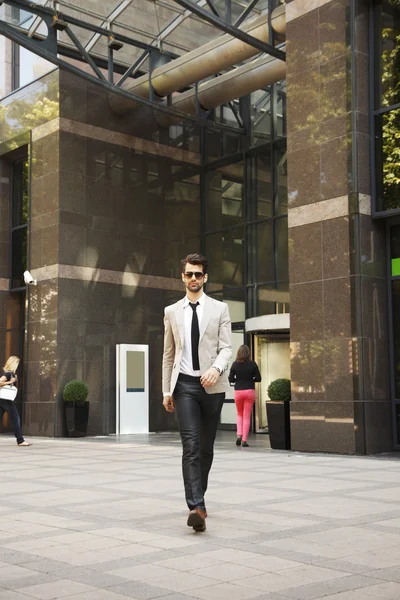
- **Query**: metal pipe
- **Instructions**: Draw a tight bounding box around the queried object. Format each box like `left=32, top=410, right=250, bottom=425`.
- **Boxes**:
left=155, top=53, right=286, bottom=127
left=109, top=5, right=286, bottom=115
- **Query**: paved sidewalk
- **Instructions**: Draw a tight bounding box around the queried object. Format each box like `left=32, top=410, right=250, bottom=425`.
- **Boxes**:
left=1, top=433, right=400, bottom=600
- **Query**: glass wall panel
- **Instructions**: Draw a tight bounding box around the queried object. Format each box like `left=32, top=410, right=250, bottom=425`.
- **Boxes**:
left=206, top=162, right=244, bottom=231
left=205, top=226, right=244, bottom=287
left=247, top=220, right=274, bottom=284
left=275, top=144, right=288, bottom=216
left=258, top=282, right=290, bottom=316
left=396, top=403, right=400, bottom=445
left=275, top=217, right=289, bottom=282
left=12, top=158, right=28, bottom=227
left=251, top=88, right=272, bottom=146
left=249, top=151, right=273, bottom=220
left=375, top=109, right=400, bottom=211
left=392, top=279, right=400, bottom=398
left=276, top=82, right=287, bottom=139
left=14, top=46, right=54, bottom=90
left=208, top=287, right=245, bottom=322
left=374, top=1, right=400, bottom=213
left=375, top=1, right=400, bottom=109
left=11, top=228, right=27, bottom=289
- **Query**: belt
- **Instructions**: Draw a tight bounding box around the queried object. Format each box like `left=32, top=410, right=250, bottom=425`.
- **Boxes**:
left=178, top=373, right=201, bottom=383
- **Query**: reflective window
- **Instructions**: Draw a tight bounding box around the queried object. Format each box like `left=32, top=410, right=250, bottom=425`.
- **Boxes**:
left=392, top=279, right=400, bottom=399
left=205, top=227, right=244, bottom=287
left=375, top=109, right=400, bottom=211
left=206, top=162, right=244, bottom=231
left=275, top=217, right=289, bottom=282
left=374, top=1, right=400, bottom=212
left=11, top=158, right=28, bottom=289
left=14, top=45, right=54, bottom=90
left=275, top=144, right=288, bottom=216
left=375, top=1, right=400, bottom=109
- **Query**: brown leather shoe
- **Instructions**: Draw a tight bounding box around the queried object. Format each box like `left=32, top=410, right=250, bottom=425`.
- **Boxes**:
left=187, top=507, right=207, bottom=532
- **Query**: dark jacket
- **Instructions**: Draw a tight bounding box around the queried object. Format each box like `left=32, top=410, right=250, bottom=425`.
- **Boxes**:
left=228, top=360, right=261, bottom=390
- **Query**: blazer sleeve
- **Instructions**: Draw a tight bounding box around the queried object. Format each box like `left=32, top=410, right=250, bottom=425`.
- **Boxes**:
left=214, top=303, right=232, bottom=372
left=162, top=308, right=175, bottom=396
left=228, top=363, right=236, bottom=384
left=253, top=362, right=262, bottom=382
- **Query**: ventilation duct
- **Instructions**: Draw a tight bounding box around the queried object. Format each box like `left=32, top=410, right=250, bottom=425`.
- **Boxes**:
left=109, top=5, right=286, bottom=115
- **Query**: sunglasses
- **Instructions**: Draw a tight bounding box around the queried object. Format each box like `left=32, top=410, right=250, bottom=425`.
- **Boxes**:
left=183, top=272, right=205, bottom=280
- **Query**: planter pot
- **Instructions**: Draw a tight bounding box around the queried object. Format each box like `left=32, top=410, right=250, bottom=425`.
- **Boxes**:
left=64, top=401, right=89, bottom=437
left=266, top=401, right=290, bottom=450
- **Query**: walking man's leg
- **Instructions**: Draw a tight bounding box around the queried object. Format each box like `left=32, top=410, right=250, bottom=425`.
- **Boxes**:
left=174, top=380, right=204, bottom=510
left=200, top=392, right=224, bottom=498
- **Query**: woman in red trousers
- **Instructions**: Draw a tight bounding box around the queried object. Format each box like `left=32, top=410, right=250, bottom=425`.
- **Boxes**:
left=228, top=345, right=261, bottom=447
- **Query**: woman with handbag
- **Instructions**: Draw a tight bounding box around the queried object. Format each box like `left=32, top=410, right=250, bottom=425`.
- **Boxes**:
left=0, top=356, right=31, bottom=446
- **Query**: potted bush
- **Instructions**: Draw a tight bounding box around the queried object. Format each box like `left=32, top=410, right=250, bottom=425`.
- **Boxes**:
left=63, top=380, right=89, bottom=437
left=266, top=378, right=291, bottom=450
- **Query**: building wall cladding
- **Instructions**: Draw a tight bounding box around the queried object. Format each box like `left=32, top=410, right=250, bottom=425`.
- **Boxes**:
left=1, top=69, right=204, bottom=436
left=287, top=0, right=392, bottom=454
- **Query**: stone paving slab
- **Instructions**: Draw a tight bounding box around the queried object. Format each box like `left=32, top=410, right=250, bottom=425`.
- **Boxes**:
left=1, top=432, right=400, bottom=600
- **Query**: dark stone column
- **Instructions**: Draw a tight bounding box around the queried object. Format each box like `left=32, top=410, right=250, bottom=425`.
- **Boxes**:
left=287, top=0, right=392, bottom=453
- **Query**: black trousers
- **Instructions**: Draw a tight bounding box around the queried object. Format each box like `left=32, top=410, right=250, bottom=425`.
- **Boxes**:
left=174, top=375, right=225, bottom=511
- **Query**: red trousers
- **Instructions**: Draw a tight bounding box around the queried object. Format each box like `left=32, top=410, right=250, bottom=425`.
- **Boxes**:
left=234, top=389, right=255, bottom=442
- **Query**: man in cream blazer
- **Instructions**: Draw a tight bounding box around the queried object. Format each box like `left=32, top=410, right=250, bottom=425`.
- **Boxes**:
left=162, top=253, right=232, bottom=532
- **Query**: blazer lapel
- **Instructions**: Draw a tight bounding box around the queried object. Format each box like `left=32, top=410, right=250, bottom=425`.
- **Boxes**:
left=174, top=299, right=185, bottom=344
left=199, top=295, right=212, bottom=341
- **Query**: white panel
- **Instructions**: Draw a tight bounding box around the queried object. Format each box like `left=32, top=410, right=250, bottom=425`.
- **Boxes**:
left=245, top=313, right=290, bottom=332
left=116, top=344, right=149, bottom=434
left=220, top=402, right=237, bottom=425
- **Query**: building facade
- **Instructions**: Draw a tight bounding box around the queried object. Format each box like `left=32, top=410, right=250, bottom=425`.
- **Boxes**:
left=0, top=0, right=398, bottom=453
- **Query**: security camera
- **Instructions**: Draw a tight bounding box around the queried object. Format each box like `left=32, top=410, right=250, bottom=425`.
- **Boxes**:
left=23, top=271, right=37, bottom=286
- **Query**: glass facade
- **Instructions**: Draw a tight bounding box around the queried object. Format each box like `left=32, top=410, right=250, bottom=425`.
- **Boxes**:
left=204, top=139, right=288, bottom=324
left=374, top=0, right=400, bottom=213
left=11, top=157, right=28, bottom=289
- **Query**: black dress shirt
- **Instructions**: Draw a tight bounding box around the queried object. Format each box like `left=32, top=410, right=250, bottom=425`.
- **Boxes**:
left=228, top=360, right=261, bottom=390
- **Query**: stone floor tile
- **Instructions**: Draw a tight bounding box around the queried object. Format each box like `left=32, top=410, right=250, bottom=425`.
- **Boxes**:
left=190, top=563, right=264, bottom=582
left=107, top=581, right=180, bottom=599
left=50, top=565, right=131, bottom=588
left=15, top=579, right=96, bottom=600
left=184, top=582, right=264, bottom=600
left=0, top=565, right=38, bottom=582
left=274, top=575, right=384, bottom=600
left=0, top=573, right=59, bottom=591
left=109, top=564, right=178, bottom=581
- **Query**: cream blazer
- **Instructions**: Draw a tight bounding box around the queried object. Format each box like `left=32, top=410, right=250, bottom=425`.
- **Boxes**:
left=162, top=294, right=232, bottom=396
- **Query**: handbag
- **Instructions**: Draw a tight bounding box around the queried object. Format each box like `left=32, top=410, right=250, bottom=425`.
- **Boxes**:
left=0, top=384, right=18, bottom=401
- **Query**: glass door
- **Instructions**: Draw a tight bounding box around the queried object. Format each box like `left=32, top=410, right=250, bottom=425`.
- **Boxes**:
left=219, top=328, right=244, bottom=430
left=254, top=333, right=290, bottom=432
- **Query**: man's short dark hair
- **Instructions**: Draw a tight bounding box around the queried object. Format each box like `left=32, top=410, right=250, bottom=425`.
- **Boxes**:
left=181, top=253, right=208, bottom=274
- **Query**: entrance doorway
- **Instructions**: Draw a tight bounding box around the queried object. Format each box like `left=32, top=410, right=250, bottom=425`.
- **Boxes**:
left=253, top=333, right=290, bottom=432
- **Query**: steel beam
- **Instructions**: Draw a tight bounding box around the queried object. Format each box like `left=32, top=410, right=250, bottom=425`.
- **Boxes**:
left=171, top=0, right=286, bottom=61
left=85, top=0, right=133, bottom=53
left=0, top=17, right=245, bottom=134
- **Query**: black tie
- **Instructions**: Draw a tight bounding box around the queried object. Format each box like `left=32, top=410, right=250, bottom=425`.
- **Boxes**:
left=189, top=302, right=200, bottom=370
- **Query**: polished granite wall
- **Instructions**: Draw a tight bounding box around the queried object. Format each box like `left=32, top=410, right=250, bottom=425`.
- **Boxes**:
left=287, top=0, right=392, bottom=453
left=1, top=69, right=202, bottom=437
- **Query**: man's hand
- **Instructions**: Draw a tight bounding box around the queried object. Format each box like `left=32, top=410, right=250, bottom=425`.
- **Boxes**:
left=200, top=367, right=219, bottom=388
left=163, top=396, right=175, bottom=412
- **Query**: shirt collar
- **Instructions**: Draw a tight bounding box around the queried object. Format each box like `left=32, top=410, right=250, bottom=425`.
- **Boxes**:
left=183, top=293, right=206, bottom=307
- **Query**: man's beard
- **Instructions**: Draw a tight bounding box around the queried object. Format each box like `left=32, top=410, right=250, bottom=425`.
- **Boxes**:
left=186, top=281, right=203, bottom=293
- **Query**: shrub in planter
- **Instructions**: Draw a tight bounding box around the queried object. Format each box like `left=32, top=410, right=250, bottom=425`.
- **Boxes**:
left=267, top=378, right=291, bottom=403
left=266, top=378, right=291, bottom=450
left=62, top=380, right=89, bottom=437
